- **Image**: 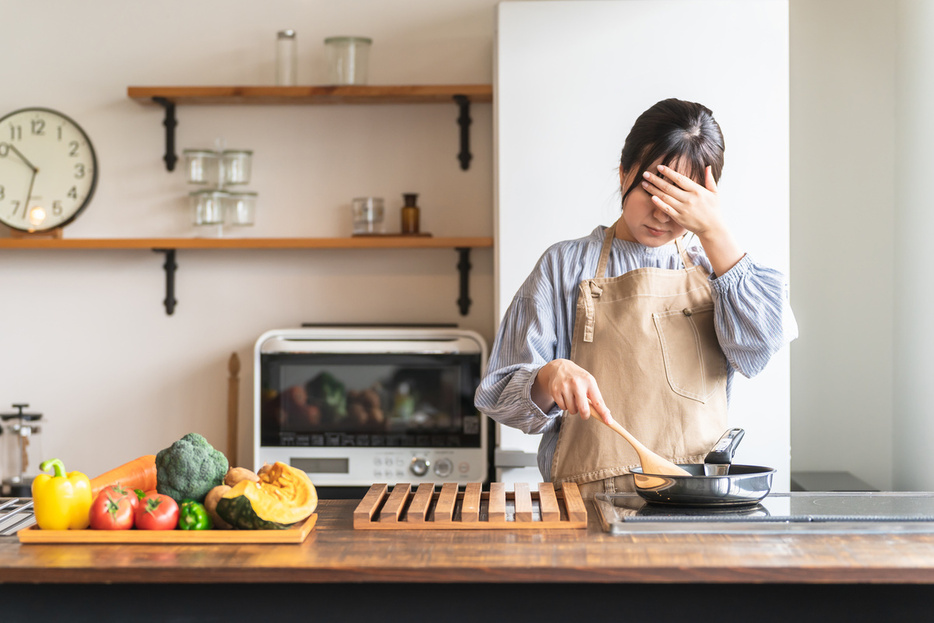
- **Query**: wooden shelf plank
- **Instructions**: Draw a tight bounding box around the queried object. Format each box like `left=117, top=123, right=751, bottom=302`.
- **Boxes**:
left=127, top=84, right=493, bottom=106
left=0, top=236, right=493, bottom=250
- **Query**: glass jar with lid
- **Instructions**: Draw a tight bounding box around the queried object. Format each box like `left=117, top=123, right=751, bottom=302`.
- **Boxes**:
left=225, top=191, right=257, bottom=226
left=221, top=150, right=253, bottom=186
left=190, top=190, right=227, bottom=226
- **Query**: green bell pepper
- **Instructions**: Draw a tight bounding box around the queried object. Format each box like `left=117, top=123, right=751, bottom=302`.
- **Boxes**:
left=178, top=499, right=213, bottom=530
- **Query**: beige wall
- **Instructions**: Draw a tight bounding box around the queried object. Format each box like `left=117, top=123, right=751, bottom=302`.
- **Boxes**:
left=0, top=0, right=497, bottom=477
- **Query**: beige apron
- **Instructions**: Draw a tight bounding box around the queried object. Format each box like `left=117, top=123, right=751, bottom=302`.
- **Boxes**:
left=551, top=220, right=728, bottom=497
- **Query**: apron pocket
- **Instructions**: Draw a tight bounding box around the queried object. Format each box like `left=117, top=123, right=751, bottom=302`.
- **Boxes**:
left=652, top=304, right=725, bottom=403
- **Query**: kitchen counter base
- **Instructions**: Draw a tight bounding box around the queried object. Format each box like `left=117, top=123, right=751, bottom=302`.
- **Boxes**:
left=2, top=582, right=933, bottom=623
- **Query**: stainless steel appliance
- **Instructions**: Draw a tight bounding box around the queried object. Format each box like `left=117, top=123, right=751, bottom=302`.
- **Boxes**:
left=1, top=404, right=44, bottom=498
left=255, top=326, right=488, bottom=490
left=594, top=492, right=934, bottom=534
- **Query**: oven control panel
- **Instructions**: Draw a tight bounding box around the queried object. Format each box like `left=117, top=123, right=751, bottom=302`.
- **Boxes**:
left=257, top=446, right=486, bottom=486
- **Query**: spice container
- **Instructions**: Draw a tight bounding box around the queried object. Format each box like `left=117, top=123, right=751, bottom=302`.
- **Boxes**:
left=401, top=193, right=420, bottom=234
left=325, top=36, right=372, bottom=85
left=276, top=30, right=297, bottom=86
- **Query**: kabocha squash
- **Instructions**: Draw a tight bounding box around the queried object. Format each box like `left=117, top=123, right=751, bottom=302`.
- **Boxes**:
left=215, top=462, right=317, bottom=530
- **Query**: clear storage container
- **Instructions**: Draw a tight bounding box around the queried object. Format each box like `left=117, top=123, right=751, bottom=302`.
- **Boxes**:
left=325, top=36, right=372, bottom=85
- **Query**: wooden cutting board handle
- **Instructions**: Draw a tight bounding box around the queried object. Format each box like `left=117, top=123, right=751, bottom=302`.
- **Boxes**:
left=227, top=352, right=240, bottom=467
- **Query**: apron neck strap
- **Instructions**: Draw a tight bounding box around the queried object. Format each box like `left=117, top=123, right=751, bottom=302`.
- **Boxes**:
left=596, top=221, right=618, bottom=278
left=675, top=236, right=695, bottom=268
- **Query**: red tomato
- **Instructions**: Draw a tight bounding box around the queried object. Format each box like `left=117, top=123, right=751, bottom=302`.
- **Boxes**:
left=134, top=493, right=179, bottom=530
left=89, top=489, right=135, bottom=530
left=98, top=484, right=139, bottom=512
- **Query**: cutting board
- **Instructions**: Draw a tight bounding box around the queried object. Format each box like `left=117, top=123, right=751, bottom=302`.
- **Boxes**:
left=17, top=514, right=316, bottom=544
left=353, top=482, right=587, bottom=530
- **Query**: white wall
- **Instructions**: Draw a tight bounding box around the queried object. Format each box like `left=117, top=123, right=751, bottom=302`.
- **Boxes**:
left=788, top=0, right=897, bottom=489
left=893, top=0, right=934, bottom=490
left=496, top=0, right=792, bottom=488
left=0, top=0, right=496, bottom=478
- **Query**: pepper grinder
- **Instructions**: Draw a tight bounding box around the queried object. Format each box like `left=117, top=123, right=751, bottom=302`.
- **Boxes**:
left=401, top=193, right=420, bottom=234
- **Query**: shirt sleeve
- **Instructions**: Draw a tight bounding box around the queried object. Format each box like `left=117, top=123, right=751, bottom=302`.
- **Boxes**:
left=700, top=252, right=799, bottom=378
left=474, top=291, right=564, bottom=435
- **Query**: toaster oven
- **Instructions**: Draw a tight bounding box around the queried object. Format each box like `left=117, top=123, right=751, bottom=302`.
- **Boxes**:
left=255, top=326, right=489, bottom=489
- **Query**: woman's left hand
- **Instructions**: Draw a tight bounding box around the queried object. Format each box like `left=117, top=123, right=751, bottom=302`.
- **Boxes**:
left=641, top=164, right=724, bottom=236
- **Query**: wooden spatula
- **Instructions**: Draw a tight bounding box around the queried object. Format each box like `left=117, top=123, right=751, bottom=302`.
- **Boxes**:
left=599, top=416, right=691, bottom=477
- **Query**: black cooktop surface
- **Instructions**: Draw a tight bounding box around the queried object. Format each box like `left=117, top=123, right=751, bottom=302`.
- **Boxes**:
left=594, top=492, right=934, bottom=534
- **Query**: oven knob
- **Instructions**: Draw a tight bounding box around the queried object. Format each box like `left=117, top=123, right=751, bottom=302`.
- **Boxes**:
left=433, top=458, right=453, bottom=478
left=410, top=457, right=430, bottom=477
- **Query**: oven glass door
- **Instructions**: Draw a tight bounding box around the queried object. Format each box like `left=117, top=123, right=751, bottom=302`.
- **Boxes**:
left=261, top=353, right=482, bottom=450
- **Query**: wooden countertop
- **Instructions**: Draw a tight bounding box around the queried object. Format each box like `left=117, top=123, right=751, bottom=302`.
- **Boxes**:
left=4, top=498, right=934, bottom=585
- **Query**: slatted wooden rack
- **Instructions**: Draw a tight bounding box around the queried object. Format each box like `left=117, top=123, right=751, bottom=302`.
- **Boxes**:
left=353, top=482, right=587, bottom=530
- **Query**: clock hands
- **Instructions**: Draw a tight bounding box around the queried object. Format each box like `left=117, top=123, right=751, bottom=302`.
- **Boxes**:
left=4, top=142, right=38, bottom=173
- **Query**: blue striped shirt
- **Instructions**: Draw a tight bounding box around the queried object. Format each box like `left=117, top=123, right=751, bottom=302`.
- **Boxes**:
left=474, top=225, right=798, bottom=480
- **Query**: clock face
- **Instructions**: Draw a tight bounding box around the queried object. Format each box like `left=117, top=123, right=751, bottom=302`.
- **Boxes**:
left=0, top=107, right=98, bottom=232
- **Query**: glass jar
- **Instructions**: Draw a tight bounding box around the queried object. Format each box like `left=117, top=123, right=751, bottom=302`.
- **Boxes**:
left=324, top=36, right=372, bottom=85
left=352, top=197, right=385, bottom=234
left=221, top=150, right=253, bottom=185
left=401, top=192, right=420, bottom=234
left=190, top=190, right=227, bottom=226
left=225, top=191, right=257, bottom=226
left=276, top=30, right=297, bottom=86
left=183, top=149, right=219, bottom=185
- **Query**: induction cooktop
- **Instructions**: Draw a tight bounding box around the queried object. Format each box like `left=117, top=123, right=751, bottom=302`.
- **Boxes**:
left=594, top=492, right=934, bottom=534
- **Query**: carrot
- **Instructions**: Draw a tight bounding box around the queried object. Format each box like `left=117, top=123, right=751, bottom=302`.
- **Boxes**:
left=89, top=455, right=158, bottom=499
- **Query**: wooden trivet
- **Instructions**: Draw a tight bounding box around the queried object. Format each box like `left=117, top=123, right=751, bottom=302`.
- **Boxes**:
left=353, top=482, right=587, bottom=530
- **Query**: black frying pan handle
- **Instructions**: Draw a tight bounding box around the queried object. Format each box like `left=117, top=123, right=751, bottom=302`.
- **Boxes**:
left=704, top=428, right=745, bottom=464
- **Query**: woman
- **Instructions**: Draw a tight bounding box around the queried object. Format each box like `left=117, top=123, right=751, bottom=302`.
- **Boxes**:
left=475, top=98, right=797, bottom=497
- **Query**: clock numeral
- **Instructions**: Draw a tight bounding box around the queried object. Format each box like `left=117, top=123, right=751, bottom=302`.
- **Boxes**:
left=74, top=163, right=85, bottom=179
left=30, top=119, right=45, bottom=136
left=0, top=143, right=8, bottom=157
left=52, top=200, right=63, bottom=216
left=0, top=185, right=5, bottom=200
left=69, top=140, right=79, bottom=156
left=57, top=125, right=63, bottom=141
left=67, top=186, right=78, bottom=200
left=8, top=200, right=21, bottom=219
left=8, top=125, right=21, bottom=141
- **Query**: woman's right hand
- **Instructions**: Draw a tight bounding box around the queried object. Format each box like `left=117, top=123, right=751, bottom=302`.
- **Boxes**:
left=532, top=359, right=613, bottom=424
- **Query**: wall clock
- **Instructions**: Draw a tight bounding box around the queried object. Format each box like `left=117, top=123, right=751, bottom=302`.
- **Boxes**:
left=0, top=107, right=98, bottom=233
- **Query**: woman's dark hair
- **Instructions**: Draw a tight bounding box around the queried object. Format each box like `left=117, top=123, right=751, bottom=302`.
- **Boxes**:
left=619, top=98, right=724, bottom=204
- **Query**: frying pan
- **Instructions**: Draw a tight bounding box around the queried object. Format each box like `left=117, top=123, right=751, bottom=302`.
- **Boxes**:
left=630, top=428, right=775, bottom=507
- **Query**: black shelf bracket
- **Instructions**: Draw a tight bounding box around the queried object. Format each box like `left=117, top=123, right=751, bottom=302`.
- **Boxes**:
left=152, top=97, right=178, bottom=172
left=453, top=95, right=472, bottom=171
left=145, top=246, right=475, bottom=316
left=154, top=248, right=177, bottom=315
left=456, top=247, right=472, bottom=316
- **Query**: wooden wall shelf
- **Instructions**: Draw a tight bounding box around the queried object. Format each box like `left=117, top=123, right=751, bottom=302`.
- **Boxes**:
left=0, top=236, right=492, bottom=250
left=127, top=84, right=492, bottom=171
left=126, top=85, right=493, bottom=106
left=0, top=236, right=492, bottom=316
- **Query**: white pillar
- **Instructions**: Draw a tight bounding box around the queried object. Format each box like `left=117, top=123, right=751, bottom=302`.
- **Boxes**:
left=893, top=0, right=934, bottom=489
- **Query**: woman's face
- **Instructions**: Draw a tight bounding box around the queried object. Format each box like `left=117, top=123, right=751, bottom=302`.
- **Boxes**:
left=617, top=157, right=688, bottom=247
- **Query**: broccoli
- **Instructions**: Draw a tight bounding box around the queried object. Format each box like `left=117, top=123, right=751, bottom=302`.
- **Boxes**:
left=156, top=432, right=229, bottom=503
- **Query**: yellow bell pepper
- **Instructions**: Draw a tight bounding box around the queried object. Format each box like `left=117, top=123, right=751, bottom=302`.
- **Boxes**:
left=31, top=458, right=92, bottom=530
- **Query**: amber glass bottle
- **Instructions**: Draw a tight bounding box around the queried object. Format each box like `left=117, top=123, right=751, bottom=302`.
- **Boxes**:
left=401, top=193, right=420, bottom=234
